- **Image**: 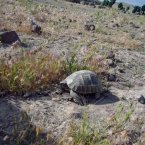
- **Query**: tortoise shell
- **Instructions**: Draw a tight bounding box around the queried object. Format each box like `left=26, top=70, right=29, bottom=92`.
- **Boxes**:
left=61, top=70, right=102, bottom=94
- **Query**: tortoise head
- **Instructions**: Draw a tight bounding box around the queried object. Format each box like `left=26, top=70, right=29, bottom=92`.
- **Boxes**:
left=60, top=80, right=69, bottom=92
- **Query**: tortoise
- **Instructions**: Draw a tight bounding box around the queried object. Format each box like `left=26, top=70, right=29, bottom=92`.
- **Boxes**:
left=60, top=70, right=102, bottom=105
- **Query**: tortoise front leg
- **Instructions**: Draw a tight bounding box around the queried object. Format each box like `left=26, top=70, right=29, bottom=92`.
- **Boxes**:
left=70, top=90, right=87, bottom=106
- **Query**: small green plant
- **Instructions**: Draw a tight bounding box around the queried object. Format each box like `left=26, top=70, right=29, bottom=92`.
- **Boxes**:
left=95, top=12, right=103, bottom=22
left=113, top=103, right=134, bottom=129
left=67, top=112, right=109, bottom=145
left=40, top=139, right=45, bottom=145
left=63, top=52, right=87, bottom=75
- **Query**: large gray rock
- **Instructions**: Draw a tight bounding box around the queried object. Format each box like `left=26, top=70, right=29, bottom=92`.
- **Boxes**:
left=0, top=31, right=21, bottom=45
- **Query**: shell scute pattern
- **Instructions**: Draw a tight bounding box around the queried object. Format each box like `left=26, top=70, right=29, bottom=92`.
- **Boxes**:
left=64, top=70, right=102, bottom=94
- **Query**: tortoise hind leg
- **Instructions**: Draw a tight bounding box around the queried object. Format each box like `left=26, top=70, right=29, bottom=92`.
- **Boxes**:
left=95, top=93, right=100, bottom=100
left=70, top=90, right=87, bottom=106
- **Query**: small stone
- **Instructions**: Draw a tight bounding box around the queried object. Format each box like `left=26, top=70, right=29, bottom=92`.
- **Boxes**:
left=78, top=32, right=83, bottom=35
left=138, top=95, right=145, bottom=104
left=3, top=135, right=9, bottom=141
left=69, top=19, right=72, bottom=22
left=107, top=59, right=116, bottom=67
left=108, top=74, right=116, bottom=82
left=23, top=93, right=31, bottom=98
left=84, top=24, right=95, bottom=31
left=31, top=20, right=42, bottom=34
left=106, top=51, right=115, bottom=60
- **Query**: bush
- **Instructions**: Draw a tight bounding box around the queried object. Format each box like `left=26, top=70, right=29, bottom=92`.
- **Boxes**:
left=0, top=51, right=65, bottom=93
left=118, top=3, right=123, bottom=10
left=141, top=4, right=145, bottom=14
left=102, top=0, right=116, bottom=7
left=108, top=0, right=116, bottom=7
left=102, top=0, right=109, bottom=6
left=132, top=6, right=141, bottom=14
left=126, top=6, right=130, bottom=12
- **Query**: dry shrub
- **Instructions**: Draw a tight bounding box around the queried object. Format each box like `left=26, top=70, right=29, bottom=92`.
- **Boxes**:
left=0, top=51, right=65, bottom=93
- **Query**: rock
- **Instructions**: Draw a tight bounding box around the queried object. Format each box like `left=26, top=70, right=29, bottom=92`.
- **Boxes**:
left=107, top=74, right=116, bottom=82
left=106, top=59, right=116, bottom=67
left=106, top=51, right=115, bottom=60
left=85, top=24, right=95, bottom=31
left=31, top=21, right=42, bottom=35
left=138, top=95, right=145, bottom=104
left=0, top=31, right=21, bottom=45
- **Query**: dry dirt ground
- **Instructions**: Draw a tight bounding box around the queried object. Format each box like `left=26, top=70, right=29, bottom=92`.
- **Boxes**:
left=0, top=0, right=145, bottom=144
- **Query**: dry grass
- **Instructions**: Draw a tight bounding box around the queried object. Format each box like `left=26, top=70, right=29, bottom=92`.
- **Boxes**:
left=0, top=50, right=65, bottom=93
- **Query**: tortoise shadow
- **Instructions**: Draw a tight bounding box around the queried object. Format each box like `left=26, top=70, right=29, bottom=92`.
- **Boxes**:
left=89, top=91, right=120, bottom=105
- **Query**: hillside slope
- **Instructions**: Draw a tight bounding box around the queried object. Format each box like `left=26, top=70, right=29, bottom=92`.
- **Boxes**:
left=0, top=0, right=145, bottom=144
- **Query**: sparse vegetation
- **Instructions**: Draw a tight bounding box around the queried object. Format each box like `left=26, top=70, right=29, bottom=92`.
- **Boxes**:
left=132, top=4, right=145, bottom=15
left=118, top=3, right=123, bottom=10
left=132, top=6, right=141, bottom=14
left=0, top=50, right=64, bottom=93
left=102, top=0, right=116, bottom=7
left=1, top=0, right=145, bottom=144
left=59, top=103, right=144, bottom=145
left=141, top=4, right=145, bottom=14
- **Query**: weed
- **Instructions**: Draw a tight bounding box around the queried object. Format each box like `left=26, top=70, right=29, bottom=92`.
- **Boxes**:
left=60, top=103, right=135, bottom=145
left=0, top=50, right=64, bottom=94
left=40, top=139, right=45, bottom=145
left=63, top=52, right=88, bottom=75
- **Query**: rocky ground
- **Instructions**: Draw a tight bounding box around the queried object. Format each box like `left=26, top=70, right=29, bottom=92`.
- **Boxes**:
left=0, top=0, right=145, bottom=144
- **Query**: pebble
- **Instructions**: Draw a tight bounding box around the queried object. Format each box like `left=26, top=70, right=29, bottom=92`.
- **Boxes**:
left=3, top=135, right=9, bottom=141
left=138, top=95, right=145, bottom=104
left=108, top=74, right=116, bottom=82
left=106, top=51, right=115, bottom=60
